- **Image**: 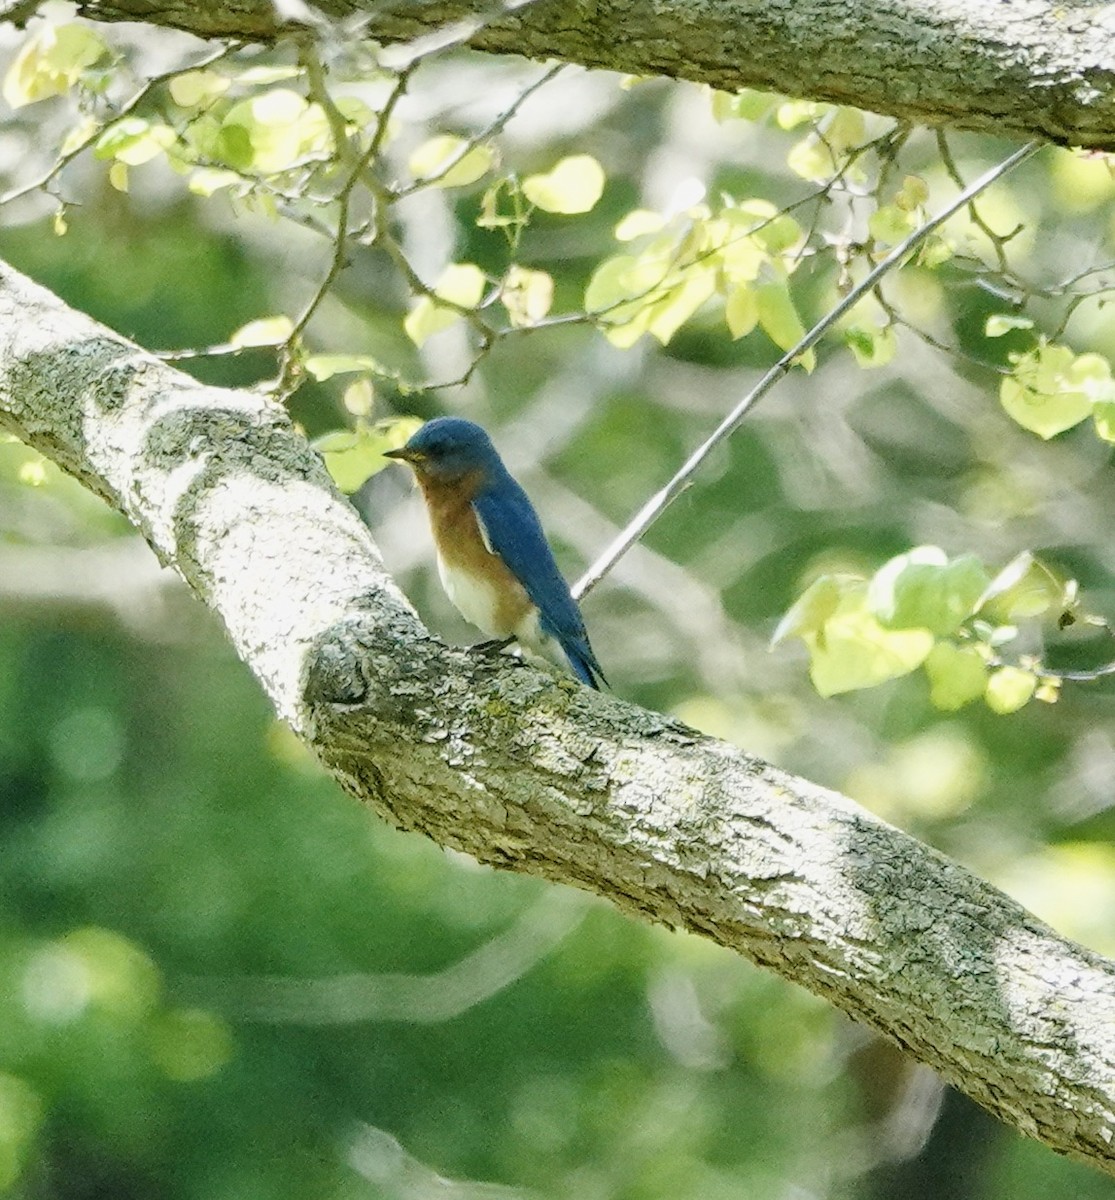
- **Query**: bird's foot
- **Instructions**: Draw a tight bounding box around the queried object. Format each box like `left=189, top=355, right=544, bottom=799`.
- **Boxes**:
left=470, top=636, right=516, bottom=656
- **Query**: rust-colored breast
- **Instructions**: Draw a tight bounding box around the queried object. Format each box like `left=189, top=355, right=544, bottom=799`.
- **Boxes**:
left=416, top=469, right=533, bottom=633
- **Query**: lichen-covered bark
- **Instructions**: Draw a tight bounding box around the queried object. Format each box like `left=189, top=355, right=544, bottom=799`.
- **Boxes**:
left=68, top=0, right=1115, bottom=149
left=1, top=258, right=1114, bottom=1171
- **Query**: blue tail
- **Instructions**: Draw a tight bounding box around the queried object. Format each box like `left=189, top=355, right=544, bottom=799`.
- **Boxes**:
left=561, top=635, right=607, bottom=690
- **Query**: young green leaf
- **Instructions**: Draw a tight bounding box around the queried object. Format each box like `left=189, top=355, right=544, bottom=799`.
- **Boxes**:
left=522, top=155, right=605, bottom=214
left=501, top=266, right=554, bottom=327
left=985, top=667, right=1037, bottom=715
left=868, top=547, right=989, bottom=636
left=314, top=418, right=423, bottom=493
left=924, top=643, right=988, bottom=711
left=976, top=551, right=1073, bottom=622
left=3, top=23, right=108, bottom=109
left=999, top=343, right=1107, bottom=439
left=404, top=264, right=486, bottom=347
left=408, top=136, right=495, bottom=188
left=229, top=316, right=294, bottom=349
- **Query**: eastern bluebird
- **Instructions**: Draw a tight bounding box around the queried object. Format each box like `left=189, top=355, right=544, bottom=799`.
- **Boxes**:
left=384, top=417, right=606, bottom=688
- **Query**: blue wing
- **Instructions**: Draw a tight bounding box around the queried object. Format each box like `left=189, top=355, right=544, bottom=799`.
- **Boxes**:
left=472, top=479, right=606, bottom=688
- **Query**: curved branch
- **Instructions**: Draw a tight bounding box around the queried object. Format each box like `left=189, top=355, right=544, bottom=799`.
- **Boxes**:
left=73, top=0, right=1115, bottom=150
left=0, top=259, right=1113, bottom=1171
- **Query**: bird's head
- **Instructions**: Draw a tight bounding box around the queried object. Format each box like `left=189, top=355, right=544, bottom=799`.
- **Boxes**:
left=383, top=417, right=500, bottom=482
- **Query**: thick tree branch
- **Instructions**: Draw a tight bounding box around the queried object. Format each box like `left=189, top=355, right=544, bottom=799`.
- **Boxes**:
left=0, top=260, right=1114, bottom=1171
left=67, top=0, right=1115, bottom=149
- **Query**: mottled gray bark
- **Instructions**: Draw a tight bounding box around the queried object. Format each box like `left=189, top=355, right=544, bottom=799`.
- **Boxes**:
left=0, top=259, right=1114, bottom=1171
left=60, top=0, right=1115, bottom=149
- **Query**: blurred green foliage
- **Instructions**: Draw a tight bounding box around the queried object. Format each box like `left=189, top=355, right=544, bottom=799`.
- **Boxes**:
left=1, top=16, right=1115, bottom=1200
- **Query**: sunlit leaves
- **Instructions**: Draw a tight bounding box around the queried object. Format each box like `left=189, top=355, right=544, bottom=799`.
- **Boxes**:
left=777, top=547, right=1078, bottom=712
left=786, top=107, right=865, bottom=183
left=985, top=313, right=1034, bottom=338
left=924, top=643, right=988, bottom=711
left=3, top=23, right=108, bottom=109
left=314, top=417, right=423, bottom=493
left=755, top=281, right=814, bottom=371
left=501, top=266, right=553, bottom=327
left=304, top=354, right=384, bottom=381
left=845, top=324, right=896, bottom=368
left=1000, top=342, right=1115, bottom=440
left=94, top=117, right=175, bottom=166
left=977, top=551, right=1075, bottom=623
left=216, top=89, right=332, bottom=173
left=984, top=667, right=1037, bottom=715
left=522, top=155, right=605, bottom=214
left=403, top=263, right=486, bottom=347
left=229, top=315, right=295, bottom=349
left=868, top=547, right=989, bottom=637
left=772, top=575, right=933, bottom=697
left=167, top=69, right=230, bottom=109
left=585, top=198, right=809, bottom=353
left=409, top=135, right=496, bottom=188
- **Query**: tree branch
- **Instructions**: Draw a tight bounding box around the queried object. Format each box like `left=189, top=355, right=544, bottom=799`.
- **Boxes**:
left=71, top=0, right=1115, bottom=149
left=1, top=258, right=1114, bottom=1171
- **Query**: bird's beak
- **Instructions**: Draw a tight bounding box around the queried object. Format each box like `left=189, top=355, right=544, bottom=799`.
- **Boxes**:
left=383, top=446, right=423, bottom=463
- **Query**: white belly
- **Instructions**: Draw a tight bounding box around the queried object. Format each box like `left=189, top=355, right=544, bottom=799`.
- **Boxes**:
left=437, top=555, right=561, bottom=665
left=438, top=555, right=510, bottom=638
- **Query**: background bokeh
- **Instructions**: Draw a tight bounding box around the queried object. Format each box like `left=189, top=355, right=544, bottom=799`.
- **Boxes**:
left=2, top=17, right=1115, bottom=1199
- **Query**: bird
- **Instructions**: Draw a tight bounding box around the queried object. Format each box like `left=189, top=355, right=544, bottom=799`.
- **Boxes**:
left=383, top=417, right=606, bottom=689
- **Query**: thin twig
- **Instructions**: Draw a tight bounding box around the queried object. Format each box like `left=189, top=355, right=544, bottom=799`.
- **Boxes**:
left=395, top=63, right=566, bottom=198
left=935, top=131, right=1018, bottom=275
left=574, top=141, right=1043, bottom=600
left=273, top=49, right=417, bottom=397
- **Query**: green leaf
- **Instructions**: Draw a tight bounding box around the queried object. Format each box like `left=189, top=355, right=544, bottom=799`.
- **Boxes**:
left=804, top=584, right=935, bottom=697
left=732, top=200, right=802, bottom=255
left=999, top=343, right=1106, bottom=439
left=985, top=666, right=1037, bottom=715
left=985, top=314, right=1034, bottom=337
left=868, top=203, right=917, bottom=246
left=229, top=316, right=294, bottom=348
left=408, top=135, right=495, bottom=188
left=218, top=90, right=332, bottom=173
left=3, top=23, right=108, bottom=109
left=615, top=210, right=666, bottom=241
left=522, top=155, right=605, bottom=214
left=709, top=88, right=773, bottom=123
left=168, top=70, right=230, bottom=109
left=770, top=574, right=852, bottom=645
left=644, top=269, right=717, bottom=344
left=924, top=643, right=988, bottom=711
left=501, top=266, right=554, bottom=327
left=756, top=281, right=814, bottom=371
left=188, top=168, right=242, bottom=197
left=845, top=324, right=897, bottom=369
left=403, top=263, right=486, bottom=347
left=976, top=551, right=1073, bottom=622
left=314, top=418, right=423, bottom=493
left=585, top=253, right=665, bottom=348
left=94, top=118, right=175, bottom=165
left=304, top=354, right=383, bottom=381
left=724, top=286, right=758, bottom=339
left=894, top=175, right=929, bottom=211
left=787, top=135, right=836, bottom=183
left=868, top=546, right=990, bottom=636
left=1094, top=401, right=1115, bottom=443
